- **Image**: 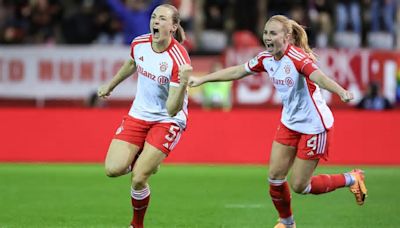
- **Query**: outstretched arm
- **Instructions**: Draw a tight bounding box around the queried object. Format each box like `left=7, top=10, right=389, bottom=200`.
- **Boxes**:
left=188, top=64, right=251, bottom=87
left=98, top=58, right=136, bottom=98
left=310, top=70, right=353, bottom=102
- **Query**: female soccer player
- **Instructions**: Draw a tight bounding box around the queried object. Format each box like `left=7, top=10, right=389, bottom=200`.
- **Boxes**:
left=188, top=15, right=367, bottom=228
left=98, top=4, right=192, bottom=228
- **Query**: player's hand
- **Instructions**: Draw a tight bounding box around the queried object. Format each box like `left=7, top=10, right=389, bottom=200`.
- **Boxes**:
left=188, top=76, right=204, bottom=87
left=97, top=84, right=112, bottom=99
left=178, top=64, right=193, bottom=84
left=339, top=90, right=354, bottom=102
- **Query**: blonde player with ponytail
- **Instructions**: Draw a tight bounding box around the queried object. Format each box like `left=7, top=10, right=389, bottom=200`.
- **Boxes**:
left=188, top=15, right=367, bottom=228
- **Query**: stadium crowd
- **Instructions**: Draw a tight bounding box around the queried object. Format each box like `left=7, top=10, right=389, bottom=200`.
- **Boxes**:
left=0, top=0, right=398, bottom=52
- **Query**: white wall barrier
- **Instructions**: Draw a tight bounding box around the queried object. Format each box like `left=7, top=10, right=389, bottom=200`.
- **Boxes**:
left=0, top=46, right=398, bottom=107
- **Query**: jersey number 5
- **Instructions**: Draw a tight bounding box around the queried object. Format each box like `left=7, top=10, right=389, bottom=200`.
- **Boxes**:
left=165, top=125, right=180, bottom=142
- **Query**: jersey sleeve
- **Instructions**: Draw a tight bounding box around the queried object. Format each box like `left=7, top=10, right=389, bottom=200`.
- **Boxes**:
left=244, top=51, right=269, bottom=73
left=286, top=46, right=319, bottom=78
left=168, top=43, right=191, bottom=87
left=130, top=34, right=151, bottom=60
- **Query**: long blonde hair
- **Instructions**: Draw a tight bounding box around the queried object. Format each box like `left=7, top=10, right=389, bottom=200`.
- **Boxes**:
left=159, top=4, right=186, bottom=43
left=268, top=15, right=316, bottom=61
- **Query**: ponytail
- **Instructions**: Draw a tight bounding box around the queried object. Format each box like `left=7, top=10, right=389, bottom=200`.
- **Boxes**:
left=290, top=20, right=316, bottom=61
left=158, top=4, right=186, bottom=44
left=174, top=24, right=186, bottom=43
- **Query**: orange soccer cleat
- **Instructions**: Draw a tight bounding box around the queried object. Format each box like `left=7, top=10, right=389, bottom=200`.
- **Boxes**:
left=349, top=169, right=368, bottom=205
left=274, top=222, right=296, bottom=228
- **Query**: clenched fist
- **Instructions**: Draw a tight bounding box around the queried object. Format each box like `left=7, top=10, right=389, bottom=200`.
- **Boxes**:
left=97, top=84, right=113, bottom=99
left=178, top=64, right=193, bottom=84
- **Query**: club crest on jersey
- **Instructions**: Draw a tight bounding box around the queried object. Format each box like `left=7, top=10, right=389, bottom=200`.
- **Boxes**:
left=249, top=57, right=258, bottom=68
left=285, top=77, right=294, bottom=87
left=157, top=76, right=169, bottom=85
left=284, top=65, right=291, bottom=74
left=160, top=62, right=168, bottom=72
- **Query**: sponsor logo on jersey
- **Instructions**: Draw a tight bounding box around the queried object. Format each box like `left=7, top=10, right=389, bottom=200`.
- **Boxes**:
left=157, top=76, right=169, bottom=85
left=137, top=65, right=156, bottom=81
left=160, top=62, right=168, bottom=72
left=270, top=77, right=285, bottom=86
left=285, top=77, right=294, bottom=87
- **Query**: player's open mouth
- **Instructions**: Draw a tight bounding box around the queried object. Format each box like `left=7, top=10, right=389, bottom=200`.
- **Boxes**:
left=153, top=28, right=160, bottom=38
left=266, top=43, right=274, bottom=48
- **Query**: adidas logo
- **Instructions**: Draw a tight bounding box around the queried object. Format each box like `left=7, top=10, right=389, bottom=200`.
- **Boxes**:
left=139, top=56, right=144, bottom=61
left=306, top=150, right=314, bottom=156
left=163, top=142, right=169, bottom=149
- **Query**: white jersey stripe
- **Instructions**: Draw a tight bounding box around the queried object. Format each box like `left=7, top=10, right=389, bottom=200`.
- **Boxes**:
left=322, top=132, right=327, bottom=154
left=169, top=50, right=182, bottom=66
left=289, top=48, right=305, bottom=59
left=289, top=47, right=306, bottom=58
left=171, top=47, right=184, bottom=66
left=133, top=38, right=150, bottom=43
left=258, top=52, right=271, bottom=58
left=317, top=132, right=326, bottom=154
left=288, top=50, right=303, bottom=60
left=170, top=130, right=182, bottom=150
left=137, top=34, right=151, bottom=39
left=288, top=52, right=302, bottom=61
left=172, top=45, right=187, bottom=65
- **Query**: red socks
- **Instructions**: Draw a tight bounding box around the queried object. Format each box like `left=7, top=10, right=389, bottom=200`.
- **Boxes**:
left=308, top=174, right=346, bottom=194
left=269, top=179, right=292, bottom=219
left=130, top=186, right=150, bottom=228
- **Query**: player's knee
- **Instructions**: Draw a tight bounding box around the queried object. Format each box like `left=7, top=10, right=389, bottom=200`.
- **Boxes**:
left=290, top=180, right=308, bottom=194
left=105, top=164, right=124, bottom=177
left=268, top=171, right=286, bottom=180
left=132, top=173, right=149, bottom=189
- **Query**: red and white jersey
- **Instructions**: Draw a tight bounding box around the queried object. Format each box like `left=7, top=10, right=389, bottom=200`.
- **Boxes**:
left=245, top=44, right=334, bottom=134
left=128, top=34, right=191, bottom=129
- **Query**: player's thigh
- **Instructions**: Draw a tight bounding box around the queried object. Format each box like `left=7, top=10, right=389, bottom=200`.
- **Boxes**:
left=132, top=142, right=166, bottom=180
left=290, top=157, right=319, bottom=192
left=105, top=139, right=141, bottom=175
left=268, top=141, right=297, bottom=179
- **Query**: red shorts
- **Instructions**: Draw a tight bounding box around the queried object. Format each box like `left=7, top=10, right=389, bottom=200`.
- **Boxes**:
left=274, top=122, right=332, bottom=160
left=113, top=115, right=183, bottom=155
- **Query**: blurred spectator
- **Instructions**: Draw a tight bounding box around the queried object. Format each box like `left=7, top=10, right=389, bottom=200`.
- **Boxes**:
left=27, top=0, right=62, bottom=44
left=336, top=0, right=362, bottom=34
left=370, top=0, right=396, bottom=34
left=196, top=0, right=230, bottom=52
left=308, top=0, right=335, bottom=47
left=356, top=81, right=393, bottom=110
left=334, top=0, right=362, bottom=48
left=202, top=61, right=232, bottom=110
left=95, top=3, right=124, bottom=44
left=62, top=0, right=99, bottom=44
left=0, top=1, right=27, bottom=44
left=106, top=0, right=164, bottom=45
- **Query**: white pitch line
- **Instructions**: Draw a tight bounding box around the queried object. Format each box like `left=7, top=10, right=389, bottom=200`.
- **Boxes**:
left=224, top=204, right=265, bottom=209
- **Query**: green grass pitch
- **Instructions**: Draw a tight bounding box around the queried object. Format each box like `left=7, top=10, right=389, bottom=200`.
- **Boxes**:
left=0, top=164, right=399, bottom=228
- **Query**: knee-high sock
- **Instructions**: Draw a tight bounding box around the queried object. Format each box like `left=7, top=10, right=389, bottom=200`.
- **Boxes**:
left=303, top=174, right=348, bottom=194
left=131, top=186, right=150, bottom=228
left=269, top=178, right=292, bottom=219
